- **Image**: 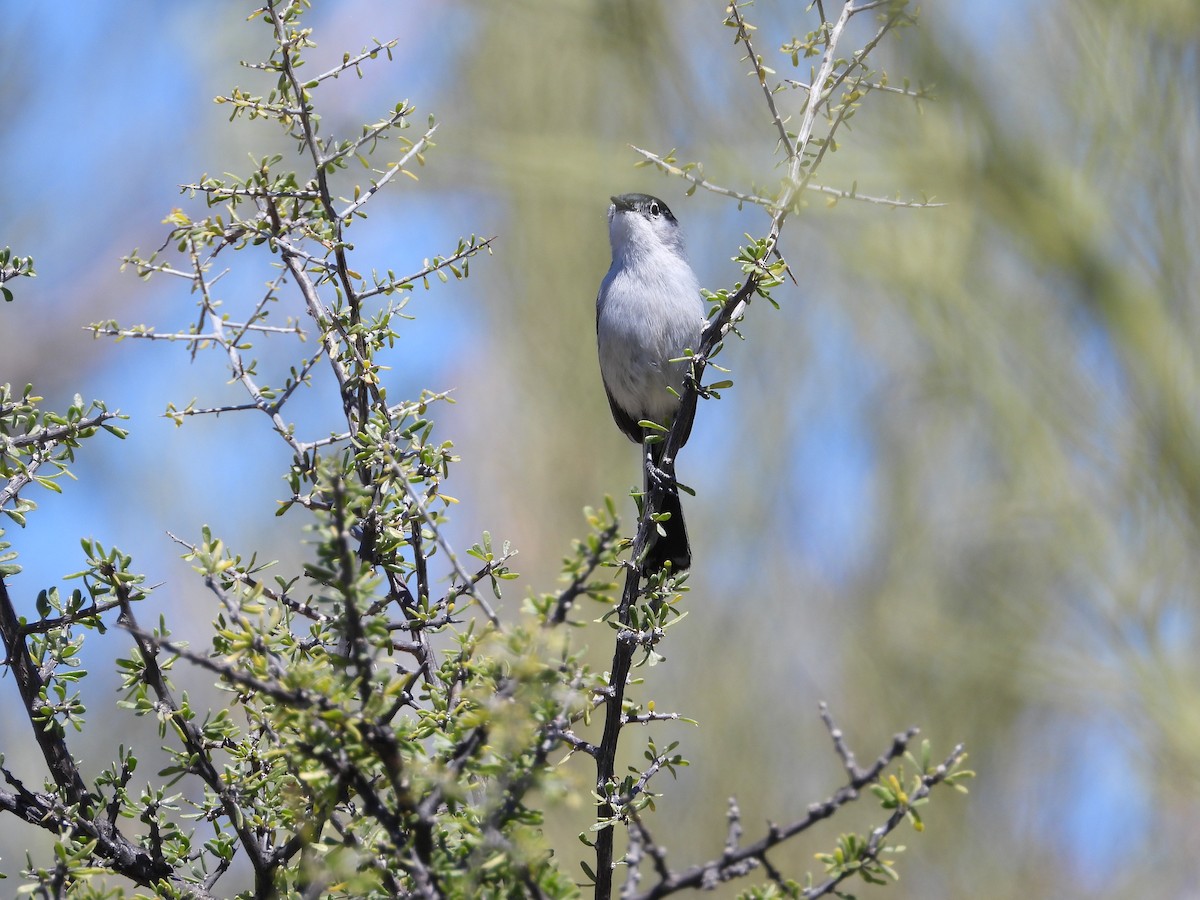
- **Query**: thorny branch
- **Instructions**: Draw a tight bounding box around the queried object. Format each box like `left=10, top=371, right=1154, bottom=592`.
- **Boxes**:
left=623, top=713, right=966, bottom=899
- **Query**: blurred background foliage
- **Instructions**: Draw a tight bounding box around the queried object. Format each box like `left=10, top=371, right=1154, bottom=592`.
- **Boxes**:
left=1, top=0, right=1197, bottom=896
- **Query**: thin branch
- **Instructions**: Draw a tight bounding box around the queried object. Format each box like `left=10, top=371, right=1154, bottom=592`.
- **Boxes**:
left=187, top=234, right=304, bottom=454
left=322, top=104, right=415, bottom=172
left=273, top=235, right=358, bottom=421
left=799, top=12, right=911, bottom=184
left=784, top=76, right=928, bottom=99
left=804, top=744, right=968, bottom=899
left=805, top=181, right=945, bottom=208
left=629, top=715, right=924, bottom=899
left=119, top=258, right=197, bottom=280
left=820, top=700, right=862, bottom=780
left=122, top=624, right=330, bottom=712
left=442, top=550, right=518, bottom=610
left=622, top=710, right=687, bottom=726
left=269, top=0, right=375, bottom=431
left=182, top=183, right=322, bottom=201
left=592, top=551, right=657, bottom=896
left=312, top=38, right=400, bottom=84
left=629, top=146, right=778, bottom=211
left=394, top=468, right=501, bottom=627
left=548, top=515, right=621, bottom=626
left=357, top=234, right=496, bottom=302
left=335, top=122, right=436, bottom=221
left=166, top=531, right=330, bottom=624
left=17, top=599, right=124, bottom=636
left=630, top=144, right=940, bottom=209
left=166, top=402, right=264, bottom=418
left=786, top=0, right=856, bottom=195
left=88, top=322, right=305, bottom=342
left=114, top=584, right=275, bottom=893
left=727, top=3, right=795, bottom=157
left=2, top=411, right=121, bottom=451
left=229, top=268, right=291, bottom=350
left=0, top=459, right=42, bottom=508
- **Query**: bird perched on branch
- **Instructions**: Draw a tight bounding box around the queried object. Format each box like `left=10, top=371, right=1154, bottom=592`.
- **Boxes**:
left=596, top=193, right=705, bottom=573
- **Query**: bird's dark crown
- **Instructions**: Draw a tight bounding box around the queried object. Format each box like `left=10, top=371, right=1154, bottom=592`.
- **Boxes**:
left=610, top=193, right=677, bottom=224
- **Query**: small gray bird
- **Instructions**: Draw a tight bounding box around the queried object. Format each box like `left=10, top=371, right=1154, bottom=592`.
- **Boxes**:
left=596, top=193, right=705, bottom=572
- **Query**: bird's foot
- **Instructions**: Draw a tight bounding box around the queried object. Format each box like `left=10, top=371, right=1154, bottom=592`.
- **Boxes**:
left=643, top=452, right=677, bottom=493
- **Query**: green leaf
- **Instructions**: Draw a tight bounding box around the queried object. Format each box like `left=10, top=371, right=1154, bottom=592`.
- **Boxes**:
left=34, top=476, right=63, bottom=494
left=579, top=860, right=597, bottom=884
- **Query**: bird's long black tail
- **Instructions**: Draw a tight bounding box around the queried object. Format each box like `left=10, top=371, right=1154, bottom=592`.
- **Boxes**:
left=643, top=483, right=690, bottom=573
left=642, top=439, right=691, bottom=573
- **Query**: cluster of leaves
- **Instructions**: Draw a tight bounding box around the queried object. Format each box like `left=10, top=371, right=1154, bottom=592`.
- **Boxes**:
left=0, top=246, right=36, bottom=303
left=0, top=384, right=127, bottom=527
left=0, top=1, right=971, bottom=898
left=814, top=741, right=974, bottom=892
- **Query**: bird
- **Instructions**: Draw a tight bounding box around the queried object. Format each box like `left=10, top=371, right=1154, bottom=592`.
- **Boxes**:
left=596, top=193, right=706, bottom=573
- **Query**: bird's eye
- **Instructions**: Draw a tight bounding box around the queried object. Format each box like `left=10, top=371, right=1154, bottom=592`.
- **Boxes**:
left=649, top=202, right=660, bottom=217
